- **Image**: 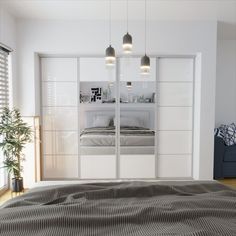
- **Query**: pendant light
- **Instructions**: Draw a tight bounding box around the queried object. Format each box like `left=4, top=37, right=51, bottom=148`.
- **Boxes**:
left=126, top=81, right=132, bottom=90
left=105, top=0, right=116, bottom=66
left=140, top=0, right=150, bottom=75
left=123, top=0, right=132, bottom=54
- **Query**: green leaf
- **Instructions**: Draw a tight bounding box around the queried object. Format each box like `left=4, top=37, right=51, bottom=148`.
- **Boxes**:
left=0, top=107, right=32, bottom=178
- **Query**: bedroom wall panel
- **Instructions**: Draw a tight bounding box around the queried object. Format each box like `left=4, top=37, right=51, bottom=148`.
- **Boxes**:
left=43, top=155, right=78, bottom=179
left=42, top=107, right=78, bottom=130
left=80, top=58, right=115, bottom=81
left=158, top=58, right=193, bottom=82
left=41, top=58, right=78, bottom=179
left=157, top=131, right=192, bottom=154
left=156, top=155, right=192, bottom=178
left=80, top=155, right=116, bottom=179
left=157, top=57, right=194, bottom=178
left=120, top=58, right=156, bottom=82
left=42, top=82, right=77, bottom=107
left=157, top=83, right=193, bottom=107
left=41, top=58, right=77, bottom=82
left=157, top=107, right=192, bottom=130
left=120, top=155, right=155, bottom=178
left=43, top=131, right=78, bottom=155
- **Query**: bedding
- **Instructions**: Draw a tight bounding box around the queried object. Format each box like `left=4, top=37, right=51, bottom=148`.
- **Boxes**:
left=1, top=181, right=236, bottom=236
left=92, top=115, right=112, bottom=127
left=114, top=116, right=144, bottom=128
left=80, top=126, right=154, bottom=146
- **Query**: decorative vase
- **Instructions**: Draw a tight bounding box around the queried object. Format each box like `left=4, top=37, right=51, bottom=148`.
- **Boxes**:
left=12, top=177, right=24, bottom=192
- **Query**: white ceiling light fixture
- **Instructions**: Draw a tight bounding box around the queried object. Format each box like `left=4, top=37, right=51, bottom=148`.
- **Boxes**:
left=105, top=0, right=116, bottom=66
left=123, top=0, right=132, bottom=54
left=140, top=0, right=150, bottom=75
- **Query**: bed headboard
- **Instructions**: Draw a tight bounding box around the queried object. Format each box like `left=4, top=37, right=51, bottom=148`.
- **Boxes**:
left=84, top=109, right=153, bottom=129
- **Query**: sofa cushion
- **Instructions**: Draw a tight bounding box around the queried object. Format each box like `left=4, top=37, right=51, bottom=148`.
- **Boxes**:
left=224, top=145, right=236, bottom=162
left=220, top=123, right=236, bottom=146
left=225, top=123, right=236, bottom=146
left=214, top=128, right=224, bottom=139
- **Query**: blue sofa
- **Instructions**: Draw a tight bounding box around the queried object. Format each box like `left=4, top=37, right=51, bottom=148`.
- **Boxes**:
left=214, top=136, right=236, bottom=179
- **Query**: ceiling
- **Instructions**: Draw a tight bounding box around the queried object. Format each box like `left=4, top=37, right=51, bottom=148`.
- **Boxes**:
left=1, top=0, right=236, bottom=39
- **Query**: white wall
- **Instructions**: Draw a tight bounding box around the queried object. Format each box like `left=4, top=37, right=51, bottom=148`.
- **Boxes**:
left=16, top=19, right=217, bottom=180
left=0, top=6, right=36, bottom=188
left=215, top=40, right=236, bottom=127
left=0, top=4, right=17, bottom=105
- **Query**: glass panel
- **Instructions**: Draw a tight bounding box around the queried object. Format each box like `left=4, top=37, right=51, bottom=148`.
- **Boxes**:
left=41, top=58, right=77, bottom=82
left=43, top=107, right=78, bottom=131
left=158, top=58, right=193, bottom=82
left=157, top=58, right=194, bottom=178
left=41, top=58, right=78, bottom=179
left=119, top=57, right=156, bottom=179
left=79, top=58, right=116, bottom=179
left=44, top=155, right=79, bottom=179
left=42, top=82, right=77, bottom=107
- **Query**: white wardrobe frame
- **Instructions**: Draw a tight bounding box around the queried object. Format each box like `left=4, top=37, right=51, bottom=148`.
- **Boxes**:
left=40, top=54, right=196, bottom=180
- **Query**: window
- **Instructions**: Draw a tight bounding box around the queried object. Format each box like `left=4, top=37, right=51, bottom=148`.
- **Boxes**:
left=0, top=47, right=9, bottom=111
left=0, top=46, right=10, bottom=191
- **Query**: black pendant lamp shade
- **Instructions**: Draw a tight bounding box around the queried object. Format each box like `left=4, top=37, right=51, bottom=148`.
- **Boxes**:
left=141, top=54, right=150, bottom=74
left=126, top=81, right=132, bottom=88
left=123, top=0, right=133, bottom=54
left=105, top=45, right=116, bottom=66
left=105, top=0, right=116, bottom=66
left=123, top=33, right=133, bottom=54
left=140, top=0, right=150, bottom=75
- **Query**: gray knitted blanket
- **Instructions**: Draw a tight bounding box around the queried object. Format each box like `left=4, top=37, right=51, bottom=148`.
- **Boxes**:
left=0, top=181, right=236, bottom=236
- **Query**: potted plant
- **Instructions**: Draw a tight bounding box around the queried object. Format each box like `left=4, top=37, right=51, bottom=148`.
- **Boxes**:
left=0, top=107, right=32, bottom=192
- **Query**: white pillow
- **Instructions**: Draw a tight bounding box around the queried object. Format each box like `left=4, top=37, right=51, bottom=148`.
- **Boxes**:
left=113, top=116, right=143, bottom=127
left=92, top=115, right=111, bottom=127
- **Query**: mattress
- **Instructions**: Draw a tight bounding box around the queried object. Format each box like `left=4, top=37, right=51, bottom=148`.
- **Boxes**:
left=80, top=126, right=155, bottom=146
left=1, top=181, right=236, bottom=236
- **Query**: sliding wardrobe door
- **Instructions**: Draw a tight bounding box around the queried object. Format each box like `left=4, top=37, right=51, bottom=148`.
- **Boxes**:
left=79, top=58, right=116, bottom=179
left=41, top=58, right=79, bottom=179
left=119, top=57, right=156, bottom=178
left=157, top=58, right=194, bottom=178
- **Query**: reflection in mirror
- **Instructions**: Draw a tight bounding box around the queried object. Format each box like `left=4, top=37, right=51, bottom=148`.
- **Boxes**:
left=79, top=58, right=116, bottom=179
left=119, top=57, right=156, bottom=179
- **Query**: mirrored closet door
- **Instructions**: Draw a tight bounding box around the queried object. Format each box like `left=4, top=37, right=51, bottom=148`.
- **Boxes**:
left=119, top=57, right=156, bottom=178
left=41, top=56, right=194, bottom=180
left=79, top=58, right=116, bottom=179
left=41, top=58, right=79, bottom=179
left=157, top=58, right=194, bottom=178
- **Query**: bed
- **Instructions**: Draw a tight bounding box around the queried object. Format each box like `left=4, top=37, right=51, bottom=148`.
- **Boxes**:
left=80, top=112, right=155, bottom=155
left=80, top=126, right=154, bottom=155
left=1, top=181, right=236, bottom=235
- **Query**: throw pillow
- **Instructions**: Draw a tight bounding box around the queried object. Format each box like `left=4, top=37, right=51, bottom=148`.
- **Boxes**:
left=224, top=123, right=236, bottom=146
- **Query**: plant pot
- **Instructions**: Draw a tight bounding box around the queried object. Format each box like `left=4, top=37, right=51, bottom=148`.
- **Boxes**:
left=11, top=177, right=24, bottom=192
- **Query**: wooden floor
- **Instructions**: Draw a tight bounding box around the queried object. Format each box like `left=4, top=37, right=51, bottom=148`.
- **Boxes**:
left=0, top=190, right=12, bottom=205
left=0, top=190, right=25, bottom=206
left=218, top=178, right=236, bottom=188
left=0, top=179, right=236, bottom=206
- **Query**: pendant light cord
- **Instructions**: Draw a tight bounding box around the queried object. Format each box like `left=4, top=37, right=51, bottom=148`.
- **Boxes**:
left=109, top=0, right=111, bottom=45
left=145, top=0, right=147, bottom=54
left=127, top=0, right=129, bottom=32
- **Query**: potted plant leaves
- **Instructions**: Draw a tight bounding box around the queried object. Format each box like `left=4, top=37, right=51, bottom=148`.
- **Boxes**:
left=0, top=107, right=32, bottom=192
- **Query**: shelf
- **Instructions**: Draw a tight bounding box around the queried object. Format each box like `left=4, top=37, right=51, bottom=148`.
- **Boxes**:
left=80, top=103, right=155, bottom=108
